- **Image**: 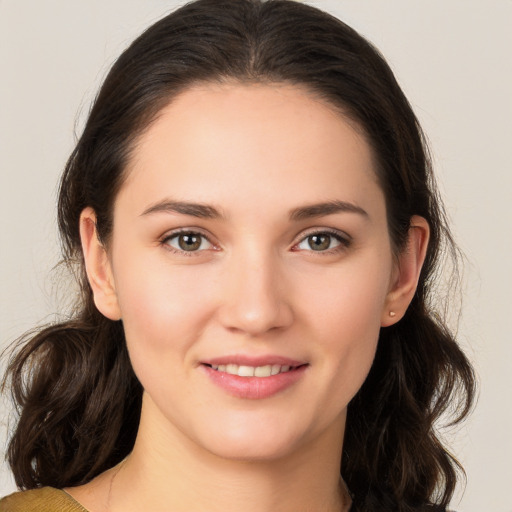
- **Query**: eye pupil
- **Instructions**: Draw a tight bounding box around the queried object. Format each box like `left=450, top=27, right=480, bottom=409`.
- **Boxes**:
left=308, top=234, right=330, bottom=251
left=178, top=234, right=202, bottom=251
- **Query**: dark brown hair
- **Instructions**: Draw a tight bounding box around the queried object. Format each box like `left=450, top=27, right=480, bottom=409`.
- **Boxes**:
left=2, top=1, right=475, bottom=511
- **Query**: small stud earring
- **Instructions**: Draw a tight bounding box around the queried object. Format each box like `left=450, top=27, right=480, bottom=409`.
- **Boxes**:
left=389, top=311, right=396, bottom=317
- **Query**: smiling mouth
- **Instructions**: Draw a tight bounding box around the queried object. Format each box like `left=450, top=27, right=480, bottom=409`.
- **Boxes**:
left=204, top=363, right=303, bottom=378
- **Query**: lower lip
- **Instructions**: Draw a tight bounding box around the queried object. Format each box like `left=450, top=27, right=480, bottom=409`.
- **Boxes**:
left=202, top=365, right=307, bottom=399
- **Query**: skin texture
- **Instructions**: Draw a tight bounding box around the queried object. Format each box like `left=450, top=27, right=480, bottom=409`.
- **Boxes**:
left=73, top=83, right=429, bottom=512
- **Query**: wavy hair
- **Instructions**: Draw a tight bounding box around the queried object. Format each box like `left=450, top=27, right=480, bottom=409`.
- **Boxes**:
left=2, top=1, right=475, bottom=510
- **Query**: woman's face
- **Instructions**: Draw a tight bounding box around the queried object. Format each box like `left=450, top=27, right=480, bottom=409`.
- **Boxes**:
left=102, top=83, right=397, bottom=460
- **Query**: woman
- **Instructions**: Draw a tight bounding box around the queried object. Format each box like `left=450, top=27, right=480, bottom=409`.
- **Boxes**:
left=0, top=0, right=475, bottom=511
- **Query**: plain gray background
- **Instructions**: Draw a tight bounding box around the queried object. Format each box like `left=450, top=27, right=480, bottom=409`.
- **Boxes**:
left=1, top=1, right=511, bottom=510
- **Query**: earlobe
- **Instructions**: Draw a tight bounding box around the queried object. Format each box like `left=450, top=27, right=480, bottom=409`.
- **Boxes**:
left=381, top=215, right=430, bottom=327
left=79, top=207, right=122, bottom=321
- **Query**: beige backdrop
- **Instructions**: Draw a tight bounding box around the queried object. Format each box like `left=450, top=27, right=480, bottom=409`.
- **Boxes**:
left=1, top=1, right=511, bottom=510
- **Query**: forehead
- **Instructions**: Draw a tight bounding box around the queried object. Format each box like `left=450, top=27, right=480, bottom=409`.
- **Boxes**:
left=119, top=82, right=383, bottom=219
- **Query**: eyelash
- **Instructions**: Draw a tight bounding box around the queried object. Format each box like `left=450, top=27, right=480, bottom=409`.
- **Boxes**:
left=292, top=228, right=351, bottom=255
left=160, top=228, right=351, bottom=256
left=160, top=229, right=216, bottom=256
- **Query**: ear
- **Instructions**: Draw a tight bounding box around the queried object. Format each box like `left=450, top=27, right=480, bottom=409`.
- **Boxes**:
left=381, top=215, right=430, bottom=327
left=79, top=207, right=122, bottom=321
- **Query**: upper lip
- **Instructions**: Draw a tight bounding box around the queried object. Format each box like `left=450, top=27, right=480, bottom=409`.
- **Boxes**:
left=201, top=355, right=307, bottom=367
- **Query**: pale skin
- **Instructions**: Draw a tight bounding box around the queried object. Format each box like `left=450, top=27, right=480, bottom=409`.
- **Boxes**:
left=68, top=83, right=429, bottom=512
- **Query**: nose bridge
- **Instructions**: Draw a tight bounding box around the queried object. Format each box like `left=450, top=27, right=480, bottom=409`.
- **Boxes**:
left=219, top=241, right=293, bottom=335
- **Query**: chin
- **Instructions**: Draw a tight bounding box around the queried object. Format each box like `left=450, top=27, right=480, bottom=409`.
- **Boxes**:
left=206, top=435, right=299, bottom=462
left=193, top=413, right=313, bottom=463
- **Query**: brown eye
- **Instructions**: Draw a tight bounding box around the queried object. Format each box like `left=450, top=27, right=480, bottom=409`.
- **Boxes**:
left=296, top=231, right=345, bottom=252
left=178, top=234, right=202, bottom=251
left=165, top=232, right=212, bottom=252
left=307, top=234, right=332, bottom=251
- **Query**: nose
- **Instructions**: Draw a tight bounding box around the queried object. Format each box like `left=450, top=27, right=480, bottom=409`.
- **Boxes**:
left=218, top=248, right=294, bottom=336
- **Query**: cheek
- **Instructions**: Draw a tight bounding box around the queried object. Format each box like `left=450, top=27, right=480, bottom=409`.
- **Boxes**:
left=111, top=254, right=219, bottom=375
left=299, top=253, right=391, bottom=398
left=304, top=252, right=391, bottom=336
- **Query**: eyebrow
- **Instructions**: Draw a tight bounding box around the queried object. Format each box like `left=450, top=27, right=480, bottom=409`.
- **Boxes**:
left=289, top=200, right=369, bottom=221
left=140, top=199, right=368, bottom=221
left=140, top=200, right=224, bottom=219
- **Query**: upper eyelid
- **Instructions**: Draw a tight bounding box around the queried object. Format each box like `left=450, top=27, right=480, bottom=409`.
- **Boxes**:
left=294, top=227, right=352, bottom=244
left=160, top=227, right=214, bottom=242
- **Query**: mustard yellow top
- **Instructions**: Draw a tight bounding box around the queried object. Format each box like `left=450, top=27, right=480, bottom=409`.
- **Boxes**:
left=0, top=487, right=88, bottom=512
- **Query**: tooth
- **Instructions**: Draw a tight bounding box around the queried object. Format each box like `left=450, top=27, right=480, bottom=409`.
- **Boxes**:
left=271, top=364, right=281, bottom=375
left=238, top=365, right=255, bottom=377
left=226, top=364, right=238, bottom=375
left=254, top=365, right=272, bottom=377
left=212, top=363, right=295, bottom=377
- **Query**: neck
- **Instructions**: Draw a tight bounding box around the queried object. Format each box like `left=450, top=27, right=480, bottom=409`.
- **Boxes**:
left=109, top=394, right=350, bottom=512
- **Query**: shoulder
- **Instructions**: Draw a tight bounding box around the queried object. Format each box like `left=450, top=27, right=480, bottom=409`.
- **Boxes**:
left=0, top=487, right=89, bottom=512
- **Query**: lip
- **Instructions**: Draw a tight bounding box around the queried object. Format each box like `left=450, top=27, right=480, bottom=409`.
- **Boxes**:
left=202, top=355, right=306, bottom=367
left=200, top=355, right=308, bottom=400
